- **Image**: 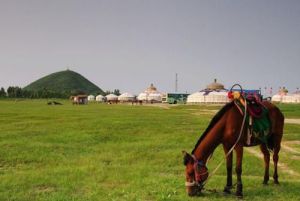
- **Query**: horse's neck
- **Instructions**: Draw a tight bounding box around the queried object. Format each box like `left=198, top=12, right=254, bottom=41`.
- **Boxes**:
left=193, top=118, right=225, bottom=163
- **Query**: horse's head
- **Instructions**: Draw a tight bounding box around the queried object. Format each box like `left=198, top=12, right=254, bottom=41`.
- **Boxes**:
left=182, top=151, right=209, bottom=196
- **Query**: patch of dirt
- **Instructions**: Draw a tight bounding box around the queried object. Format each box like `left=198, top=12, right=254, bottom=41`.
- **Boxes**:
left=245, top=147, right=300, bottom=178
left=34, top=185, right=56, bottom=193
left=192, top=109, right=218, bottom=116
left=142, top=104, right=171, bottom=109
left=281, top=141, right=300, bottom=155
left=285, top=119, right=300, bottom=125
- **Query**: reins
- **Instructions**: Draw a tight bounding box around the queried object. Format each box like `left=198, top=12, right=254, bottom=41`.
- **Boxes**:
left=201, top=84, right=248, bottom=188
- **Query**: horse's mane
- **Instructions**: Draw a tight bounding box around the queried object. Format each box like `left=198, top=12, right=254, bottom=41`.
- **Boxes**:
left=191, top=101, right=234, bottom=154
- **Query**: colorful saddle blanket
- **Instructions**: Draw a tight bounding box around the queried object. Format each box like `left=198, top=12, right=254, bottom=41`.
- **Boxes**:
left=234, top=97, right=271, bottom=145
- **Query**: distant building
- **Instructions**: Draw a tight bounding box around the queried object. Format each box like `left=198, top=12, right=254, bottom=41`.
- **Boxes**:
left=187, top=79, right=229, bottom=104
left=88, top=95, right=95, bottom=101
left=96, top=94, right=105, bottom=102
left=106, top=94, right=118, bottom=104
left=138, top=83, right=163, bottom=103
left=118, top=92, right=136, bottom=102
left=272, top=87, right=300, bottom=103
left=70, top=95, right=88, bottom=105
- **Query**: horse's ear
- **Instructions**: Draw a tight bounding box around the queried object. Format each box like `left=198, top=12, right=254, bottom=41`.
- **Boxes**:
left=182, top=150, right=193, bottom=165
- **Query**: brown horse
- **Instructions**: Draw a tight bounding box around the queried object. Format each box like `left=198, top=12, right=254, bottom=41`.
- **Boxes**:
left=183, top=100, right=284, bottom=197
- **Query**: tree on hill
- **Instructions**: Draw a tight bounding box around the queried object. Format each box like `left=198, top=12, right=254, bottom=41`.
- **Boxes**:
left=7, top=86, right=22, bottom=98
left=0, top=87, right=6, bottom=97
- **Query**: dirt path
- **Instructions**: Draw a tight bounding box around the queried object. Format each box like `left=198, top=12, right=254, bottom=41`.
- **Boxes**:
left=245, top=147, right=300, bottom=178
left=285, top=118, right=300, bottom=125
left=281, top=141, right=300, bottom=155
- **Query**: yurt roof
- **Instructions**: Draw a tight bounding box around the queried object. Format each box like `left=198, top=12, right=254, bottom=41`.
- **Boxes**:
left=106, top=94, right=118, bottom=98
left=119, top=92, right=135, bottom=98
left=206, top=79, right=225, bottom=90
left=144, top=83, right=158, bottom=93
left=278, top=87, right=288, bottom=95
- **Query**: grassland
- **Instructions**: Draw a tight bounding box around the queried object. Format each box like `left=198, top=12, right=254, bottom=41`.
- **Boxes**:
left=0, top=100, right=300, bottom=201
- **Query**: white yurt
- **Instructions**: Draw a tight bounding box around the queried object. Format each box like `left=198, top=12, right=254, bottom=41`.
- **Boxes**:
left=272, top=87, right=288, bottom=103
left=187, top=92, right=206, bottom=103
left=276, top=89, right=300, bottom=103
left=106, top=94, right=118, bottom=101
left=294, top=94, right=300, bottom=103
left=137, top=92, right=148, bottom=101
left=96, top=94, right=105, bottom=102
left=137, top=83, right=163, bottom=103
left=187, top=79, right=229, bottom=104
left=148, top=92, right=162, bottom=102
left=88, top=95, right=95, bottom=101
left=118, top=92, right=136, bottom=102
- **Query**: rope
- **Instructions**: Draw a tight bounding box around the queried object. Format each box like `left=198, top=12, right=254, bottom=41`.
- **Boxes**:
left=201, top=87, right=248, bottom=187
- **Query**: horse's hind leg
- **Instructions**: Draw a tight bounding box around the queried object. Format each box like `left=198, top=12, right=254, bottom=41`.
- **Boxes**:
left=260, top=144, right=270, bottom=185
left=273, top=145, right=280, bottom=184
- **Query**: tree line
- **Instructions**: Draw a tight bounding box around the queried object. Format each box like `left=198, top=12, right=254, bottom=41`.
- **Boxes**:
left=0, top=86, right=121, bottom=99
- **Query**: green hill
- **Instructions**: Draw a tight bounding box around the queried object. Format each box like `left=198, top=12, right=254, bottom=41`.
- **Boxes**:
left=24, top=70, right=104, bottom=95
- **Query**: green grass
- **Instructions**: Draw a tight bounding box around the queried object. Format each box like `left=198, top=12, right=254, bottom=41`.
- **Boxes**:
left=0, top=100, right=300, bottom=201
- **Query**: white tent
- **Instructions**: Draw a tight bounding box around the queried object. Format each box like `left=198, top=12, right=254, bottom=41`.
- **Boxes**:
left=271, top=94, right=282, bottom=102
left=148, top=92, right=162, bottom=102
left=187, top=79, right=229, bottom=104
left=272, top=88, right=300, bottom=103
left=187, top=92, right=206, bottom=103
left=137, top=92, right=147, bottom=101
left=137, top=84, right=163, bottom=103
left=96, top=95, right=105, bottom=102
left=187, top=91, right=229, bottom=104
left=118, top=92, right=135, bottom=102
left=88, top=95, right=95, bottom=101
left=206, top=91, right=229, bottom=103
left=106, top=94, right=118, bottom=101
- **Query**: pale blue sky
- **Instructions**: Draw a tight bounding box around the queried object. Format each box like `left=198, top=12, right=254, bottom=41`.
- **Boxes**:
left=0, top=0, right=299, bottom=95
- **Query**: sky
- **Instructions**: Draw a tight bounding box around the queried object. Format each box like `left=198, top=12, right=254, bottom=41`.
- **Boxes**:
left=0, top=0, right=300, bottom=95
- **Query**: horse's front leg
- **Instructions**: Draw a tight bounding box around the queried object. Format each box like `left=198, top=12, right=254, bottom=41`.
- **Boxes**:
left=223, top=145, right=233, bottom=194
left=235, top=146, right=243, bottom=198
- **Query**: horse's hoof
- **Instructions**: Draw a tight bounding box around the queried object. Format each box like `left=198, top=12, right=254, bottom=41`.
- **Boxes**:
left=236, top=193, right=243, bottom=199
left=274, top=181, right=280, bottom=185
left=223, top=186, right=232, bottom=194
left=263, top=181, right=268, bottom=185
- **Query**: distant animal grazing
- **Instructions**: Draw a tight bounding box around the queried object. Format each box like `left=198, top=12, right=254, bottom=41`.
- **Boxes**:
left=183, top=93, right=284, bottom=197
left=47, top=101, right=63, bottom=105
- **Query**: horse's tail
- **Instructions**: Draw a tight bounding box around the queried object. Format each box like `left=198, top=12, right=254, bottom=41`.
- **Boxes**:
left=266, top=137, right=274, bottom=152
left=266, top=104, right=285, bottom=152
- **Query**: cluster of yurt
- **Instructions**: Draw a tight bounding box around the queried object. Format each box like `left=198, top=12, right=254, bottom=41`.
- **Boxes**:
left=272, top=88, right=300, bottom=103
left=187, top=79, right=230, bottom=104
left=137, top=83, right=163, bottom=103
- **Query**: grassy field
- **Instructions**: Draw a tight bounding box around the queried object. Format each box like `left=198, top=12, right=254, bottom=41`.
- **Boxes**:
left=0, top=100, right=300, bottom=201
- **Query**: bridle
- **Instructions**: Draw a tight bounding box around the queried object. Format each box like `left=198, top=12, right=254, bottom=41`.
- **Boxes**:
left=185, top=155, right=208, bottom=189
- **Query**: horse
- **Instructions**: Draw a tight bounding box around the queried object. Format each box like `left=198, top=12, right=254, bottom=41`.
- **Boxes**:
left=182, top=100, right=284, bottom=197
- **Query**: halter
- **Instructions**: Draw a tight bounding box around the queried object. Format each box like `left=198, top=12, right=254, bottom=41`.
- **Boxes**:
left=185, top=155, right=208, bottom=188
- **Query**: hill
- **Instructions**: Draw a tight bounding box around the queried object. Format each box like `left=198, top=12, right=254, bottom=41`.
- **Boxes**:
left=24, top=70, right=104, bottom=95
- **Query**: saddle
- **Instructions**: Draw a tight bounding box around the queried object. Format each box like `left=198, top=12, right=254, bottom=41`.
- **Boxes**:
left=246, top=96, right=264, bottom=119
left=230, top=92, right=270, bottom=146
